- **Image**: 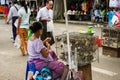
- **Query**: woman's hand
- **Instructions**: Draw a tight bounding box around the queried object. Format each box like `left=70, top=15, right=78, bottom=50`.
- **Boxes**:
left=16, top=28, right=20, bottom=35
left=43, top=37, right=51, bottom=44
left=45, top=42, right=51, bottom=50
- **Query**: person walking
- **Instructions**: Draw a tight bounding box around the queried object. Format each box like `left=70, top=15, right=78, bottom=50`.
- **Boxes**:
left=7, top=0, right=20, bottom=42
left=36, top=0, right=55, bottom=45
left=3, top=4, right=9, bottom=24
left=17, top=1, right=31, bottom=56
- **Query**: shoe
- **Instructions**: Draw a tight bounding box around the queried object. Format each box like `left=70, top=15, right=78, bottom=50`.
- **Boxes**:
left=12, top=40, right=15, bottom=43
left=22, top=54, right=25, bottom=56
left=10, top=37, right=13, bottom=39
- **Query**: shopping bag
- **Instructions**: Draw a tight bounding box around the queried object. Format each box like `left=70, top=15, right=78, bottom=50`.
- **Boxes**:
left=114, top=12, right=120, bottom=27
left=14, top=35, right=21, bottom=49
left=47, top=20, right=54, bottom=32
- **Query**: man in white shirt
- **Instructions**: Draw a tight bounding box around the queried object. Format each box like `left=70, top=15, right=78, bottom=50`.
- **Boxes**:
left=7, top=0, right=20, bottom=42
left=36, top=0, right=55, bottom=45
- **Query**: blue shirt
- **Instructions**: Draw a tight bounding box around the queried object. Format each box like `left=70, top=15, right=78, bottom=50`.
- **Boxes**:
left=108, top=11, right=115, bottom=21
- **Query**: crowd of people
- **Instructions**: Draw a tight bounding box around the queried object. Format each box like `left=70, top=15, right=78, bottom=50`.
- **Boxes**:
left=3, top=0, right=120, bottom=79
left=4, top=0, right=66, bottom=80
left=92, top=5, right=120, bottom=28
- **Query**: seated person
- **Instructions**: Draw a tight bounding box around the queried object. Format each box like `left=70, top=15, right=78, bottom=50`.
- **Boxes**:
left=94, top=8, right=102, bottom=22
left=27, top=22, right=65, bottom=79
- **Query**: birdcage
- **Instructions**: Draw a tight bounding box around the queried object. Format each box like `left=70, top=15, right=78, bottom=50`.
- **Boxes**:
left=55, top=32, right=99, bottom=67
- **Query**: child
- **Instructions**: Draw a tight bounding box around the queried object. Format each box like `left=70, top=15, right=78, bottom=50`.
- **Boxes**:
left=3, top=4, right=9, bottom=23
left=27, top=22, right=65, bottom=79
left=94, top=7, right=102, bottom=22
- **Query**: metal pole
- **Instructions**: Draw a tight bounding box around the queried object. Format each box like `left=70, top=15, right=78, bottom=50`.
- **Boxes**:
left=63, top=0, right=71, bottom=69
left=5, top=0, right=6, bottom=4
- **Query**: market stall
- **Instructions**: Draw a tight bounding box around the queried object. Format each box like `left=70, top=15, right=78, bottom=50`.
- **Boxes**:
left=66, top=0, right=94, bottom=21
left=102, top=27, right=120, bottom=57
left=101, top=0, right=120, bottom=57
left=57, top=0, right=100, bottom=79
left=55, top=32, right=99, bottom=80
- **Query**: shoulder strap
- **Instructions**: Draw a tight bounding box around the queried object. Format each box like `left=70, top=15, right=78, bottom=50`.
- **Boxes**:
left=14, top=6, right=18, bottom=11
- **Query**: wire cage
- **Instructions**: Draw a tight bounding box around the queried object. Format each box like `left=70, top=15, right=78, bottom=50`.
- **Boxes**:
left=55, top=32, right=99, bottom=67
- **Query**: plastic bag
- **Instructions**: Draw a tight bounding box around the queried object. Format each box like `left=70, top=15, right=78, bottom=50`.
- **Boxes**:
left=47, top=20, right=54, bottom=32
left=14, top=35, right=21, bottom=49
left=14, top=19, right=18, bottom=28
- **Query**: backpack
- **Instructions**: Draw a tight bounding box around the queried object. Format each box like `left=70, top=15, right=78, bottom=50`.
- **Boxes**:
left=36, top=67, right=52, bottom=80
left=114, top=12, right=120, bottom=27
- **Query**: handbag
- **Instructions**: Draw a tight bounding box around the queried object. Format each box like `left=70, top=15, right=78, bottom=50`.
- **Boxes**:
left=47, top=20, right=54, bottom=32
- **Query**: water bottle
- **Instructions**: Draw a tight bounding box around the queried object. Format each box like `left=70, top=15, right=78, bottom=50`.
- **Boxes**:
left=33, top=71, right=39, bottom=80
left=88, top=26, right=92, bottom=34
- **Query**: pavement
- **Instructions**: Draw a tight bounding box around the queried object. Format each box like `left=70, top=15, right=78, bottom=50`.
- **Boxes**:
left=54, top=19, right=108, bottom=27
left=0, top=19, right=120, bottom=80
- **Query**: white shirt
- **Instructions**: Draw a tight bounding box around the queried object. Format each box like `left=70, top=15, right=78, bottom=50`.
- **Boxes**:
left=36, top=7, right=53, bottom=21
left=7, top=4, right=20, bottom=22
left=18, top=7, right=31, bottom=29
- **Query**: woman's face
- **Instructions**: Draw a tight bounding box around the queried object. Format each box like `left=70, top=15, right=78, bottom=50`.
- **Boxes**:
left=34, top=29, right=43, bottom=38
left=39, top=29, right=43, bottom=36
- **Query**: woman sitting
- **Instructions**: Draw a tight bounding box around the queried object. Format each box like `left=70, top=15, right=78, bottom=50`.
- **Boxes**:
left=27, top=22, right=65, bottom=79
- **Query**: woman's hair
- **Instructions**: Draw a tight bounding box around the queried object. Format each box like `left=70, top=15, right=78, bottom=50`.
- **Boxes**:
left=12, top=0, right=17, bottom=4
left=19, top=1, right=28, bottom=13
left=29, top=22, right=43, bottom=33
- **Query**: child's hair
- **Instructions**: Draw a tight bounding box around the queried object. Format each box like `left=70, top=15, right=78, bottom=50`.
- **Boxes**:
left=29, top=22, right=43, bottom=33
left=4, top=4, right=8, bottom=7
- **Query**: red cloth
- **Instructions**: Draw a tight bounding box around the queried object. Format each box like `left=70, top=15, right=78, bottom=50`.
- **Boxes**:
left=4, top=6, right=9, bottom=14
left=71, top=5, right=75, bottom=10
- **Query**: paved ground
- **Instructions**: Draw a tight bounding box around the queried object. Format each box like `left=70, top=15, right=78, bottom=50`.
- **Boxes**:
left=0, top=19, right=120, bottom=80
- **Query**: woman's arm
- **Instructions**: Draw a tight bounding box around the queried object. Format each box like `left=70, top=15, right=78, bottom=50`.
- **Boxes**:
left=41, top=38, right=51, bottom=58
left=17, top=17, right=21, bottom=34
left=40, top=48, right=49, bottom=58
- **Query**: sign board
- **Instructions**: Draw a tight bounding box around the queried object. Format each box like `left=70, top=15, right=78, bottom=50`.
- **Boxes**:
left=109, top=0, right=120, bottom=7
